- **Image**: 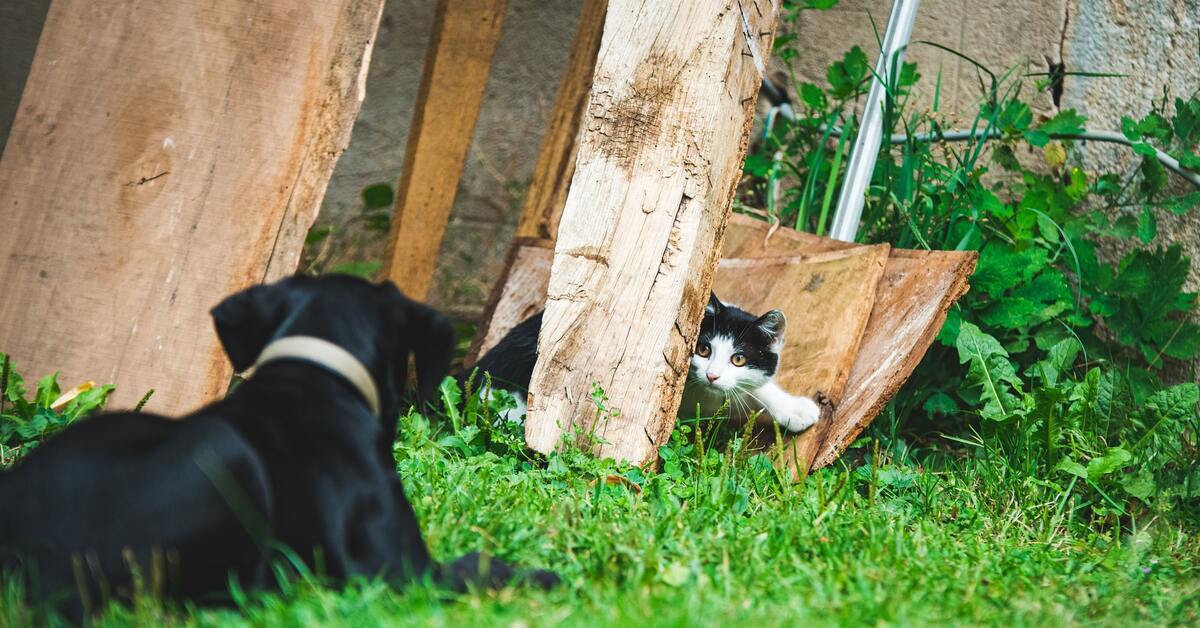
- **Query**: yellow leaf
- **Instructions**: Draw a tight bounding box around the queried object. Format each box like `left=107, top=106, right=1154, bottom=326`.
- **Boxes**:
left=1043, top=141, right=1067, bottom=169
left=50, top=380, right=95, bottom=412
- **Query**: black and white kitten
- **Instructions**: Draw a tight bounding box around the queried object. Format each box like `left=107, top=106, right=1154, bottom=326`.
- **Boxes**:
left=459, top=294, right=820, bottom=432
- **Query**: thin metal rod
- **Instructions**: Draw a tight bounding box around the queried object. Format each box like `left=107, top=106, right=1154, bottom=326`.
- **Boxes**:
left=828, top=0, right=921, bottom=242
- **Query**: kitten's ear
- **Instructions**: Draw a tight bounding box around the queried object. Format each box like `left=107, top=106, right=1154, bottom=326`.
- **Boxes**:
left=706, top=293, right=724, bottom=315
left=756, top=310, right=787, bottom=341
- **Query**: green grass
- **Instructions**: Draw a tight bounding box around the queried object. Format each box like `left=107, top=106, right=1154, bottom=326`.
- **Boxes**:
left=7, top=406, right=1197, bottom=627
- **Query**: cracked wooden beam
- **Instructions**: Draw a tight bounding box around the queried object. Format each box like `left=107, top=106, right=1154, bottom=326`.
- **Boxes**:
left=0, top=0, right=383, bottom=413
left=524, top=0, right=781, bottom=465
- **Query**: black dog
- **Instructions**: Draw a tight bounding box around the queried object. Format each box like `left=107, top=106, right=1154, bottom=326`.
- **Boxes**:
left=0, top=275, right=556, bottom=617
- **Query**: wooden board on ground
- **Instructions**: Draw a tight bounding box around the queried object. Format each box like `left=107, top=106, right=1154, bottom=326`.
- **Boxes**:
left=381, top=0, right=507, bottom=301
left=810, top=248, right=975, bottom=469
left=713, top=250, right=888, bottom=398
left=0, top=0, right=384, bottom=413
left=523, top=1, right=781, bottom=466
left=468, top=214, right=976, bottom=474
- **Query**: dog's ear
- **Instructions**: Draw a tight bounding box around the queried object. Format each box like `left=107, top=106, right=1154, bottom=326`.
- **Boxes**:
left=404, top=299, right=456, bottom=404
left=211, top=280, right=295, bottom=372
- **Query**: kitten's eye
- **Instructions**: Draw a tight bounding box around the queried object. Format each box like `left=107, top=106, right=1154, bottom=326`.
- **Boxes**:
left=730, top=353, right=747, bottom=367
left=696, top=343, right=711, bottom=358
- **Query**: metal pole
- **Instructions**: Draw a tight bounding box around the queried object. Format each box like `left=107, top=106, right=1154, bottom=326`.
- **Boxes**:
left=827, top=0, right=922, bottom=242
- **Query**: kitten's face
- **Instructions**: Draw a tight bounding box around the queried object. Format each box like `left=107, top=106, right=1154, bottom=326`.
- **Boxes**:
left=689, top=294, right=786, bottom=394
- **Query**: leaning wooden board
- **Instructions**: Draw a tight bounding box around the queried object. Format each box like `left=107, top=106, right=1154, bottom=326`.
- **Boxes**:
left=0, top=0, right=383, bottom=412
left=466, top=214, right=976, bottom=473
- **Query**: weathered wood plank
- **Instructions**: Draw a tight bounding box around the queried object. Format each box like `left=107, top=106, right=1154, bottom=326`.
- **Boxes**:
left=513, top=0, right=607, bottom=240
left=0, top=0, right=383, bottom=413
left=474, top=214, right=976, bottom=474
left=809, top=249, right=975, bottom=469
left=716, top=216, right=977, bottom=473
left=714, top=247, right=888, bottom=401
left=524, top=1, right=781, bottom=465
left=381, top=0, right=506, bottom=301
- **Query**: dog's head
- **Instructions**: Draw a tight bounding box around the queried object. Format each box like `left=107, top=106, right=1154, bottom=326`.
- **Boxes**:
left=210, top=275, right=455, bottom=421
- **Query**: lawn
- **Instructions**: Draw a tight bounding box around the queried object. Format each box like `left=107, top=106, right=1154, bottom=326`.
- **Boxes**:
left=6, top=398, right=1196, bottom=627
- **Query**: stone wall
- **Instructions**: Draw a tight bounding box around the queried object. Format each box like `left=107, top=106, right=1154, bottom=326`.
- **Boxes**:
left=1063, top=0, right=1200, bottom=291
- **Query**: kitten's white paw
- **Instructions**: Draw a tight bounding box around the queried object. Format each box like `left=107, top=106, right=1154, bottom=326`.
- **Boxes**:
left=774, top=395, right=821, bottom=432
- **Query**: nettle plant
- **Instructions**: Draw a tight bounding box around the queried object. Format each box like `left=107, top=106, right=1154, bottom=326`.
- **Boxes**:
left=746, top=2, right=1200, bottom=513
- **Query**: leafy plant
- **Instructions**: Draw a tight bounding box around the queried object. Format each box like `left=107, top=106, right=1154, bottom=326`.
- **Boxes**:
left=1, top=352, right=114, bottom=467
left=748, top=7, right=1200, bottom=513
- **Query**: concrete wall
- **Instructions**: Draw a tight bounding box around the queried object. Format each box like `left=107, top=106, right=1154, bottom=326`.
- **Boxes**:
left=1063, top=0, right=1200, bottom=291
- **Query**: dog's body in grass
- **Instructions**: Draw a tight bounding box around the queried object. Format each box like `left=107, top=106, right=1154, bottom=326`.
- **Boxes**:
left=0, top=275, right=556, bottom=618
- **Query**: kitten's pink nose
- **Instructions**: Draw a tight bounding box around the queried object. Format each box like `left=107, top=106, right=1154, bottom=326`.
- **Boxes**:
left=706, top=373, right=718, bottom=383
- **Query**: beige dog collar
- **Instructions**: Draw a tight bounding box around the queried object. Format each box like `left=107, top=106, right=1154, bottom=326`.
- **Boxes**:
left=252, top=336, right=381, bottom=416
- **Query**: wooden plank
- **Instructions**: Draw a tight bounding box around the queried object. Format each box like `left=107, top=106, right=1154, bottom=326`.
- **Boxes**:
left=0, top=0, right=384, bottom=413
left=713, top=215, right=977, bottom=473
left=476, top=215, right=976, bottom=475
left=513, top=0, right=608, bottom=240
left=524, top=1, right=781, bottom=465
left=714, top=247, right=887, bottom=401
left=381, top=0, right=506, bottom=301
left=809, top=249, right=975, bottom=469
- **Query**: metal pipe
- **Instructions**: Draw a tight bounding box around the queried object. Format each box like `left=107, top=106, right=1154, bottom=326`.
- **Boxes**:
left=828, top=0, right=922, bottom=242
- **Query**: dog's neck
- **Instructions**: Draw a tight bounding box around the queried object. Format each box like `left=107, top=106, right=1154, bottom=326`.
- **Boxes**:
left=251, top=336, right=381, bottom=417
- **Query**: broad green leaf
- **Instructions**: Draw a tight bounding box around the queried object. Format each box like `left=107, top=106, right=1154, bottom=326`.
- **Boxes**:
left=1087, top=447, right=1132, bottom=481
left=922, top=392, right=958, bottom=416
left=956, top=323, right=1024, bottom=421
left=1138, top=206, right=1157, bottom=243
left=1054, top=457, right=1087, bottom=479
left=1143, top=383, right=1199, bottom=424
left=34, top=373, right=60, bottom=408
left=971, top=244, right=1048, bottom=298
left=360, top=183, right=395, bottom=210
left=1120, top=470, right=1156, bottom=500
left=955, top=322, right=1008, bottom=363
left=827, top=47, right=869, bottom=99
left=798, top=83, right=826, bottom=111
left=1024, top=109, right=1087, bottom=147
left=1140, top=157, right=1167, bottom=195
left=997, top=100, right=1033, bottom=134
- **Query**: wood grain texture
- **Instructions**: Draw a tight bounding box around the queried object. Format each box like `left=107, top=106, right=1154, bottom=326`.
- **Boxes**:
left=512, top=0, right=607, bottom=240
left=714, top=247, right=888, bottom=400
left=718, top=216, right=977, bottom=474
left=474, top=215, right=976, bottom=475
left=809, top=249, right=976, bottom=469
left=381, top=0, right=506, bottom=301
left=0, top=0, right=383, bottom=413
left=525, top=0, right=781, bottom=465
